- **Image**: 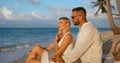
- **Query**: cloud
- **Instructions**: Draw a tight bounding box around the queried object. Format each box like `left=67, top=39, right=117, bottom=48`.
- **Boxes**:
left=46, top=6, right=71, bottom=19
left=30, top=11, right=41, bottom=19
left=30, top=11, right=52, bottom=20
left=0, top=5, right=109, bottom=22
left=84, top=0, right=92, bottom=7
left=46, top=5, right=108, bottom=20
left=0, top=10, right=3, bottom=19
left=15, top=3, right=19, bottom=8
left=0, top=7, right=53, bottom=21
left=0, top=7, right=14, bottom=20
left=24, top=0, right=41, bottom=5
left=0, top=7, right=27, bottom=20
left=87, top=8, right=108, bottom=19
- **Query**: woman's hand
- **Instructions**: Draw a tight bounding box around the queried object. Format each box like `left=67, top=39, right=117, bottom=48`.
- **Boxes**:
left=28, top=50, right=32, bottom=55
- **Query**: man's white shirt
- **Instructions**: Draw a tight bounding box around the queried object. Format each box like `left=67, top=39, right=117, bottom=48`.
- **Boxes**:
left=63, top=22, right=102, bottom=63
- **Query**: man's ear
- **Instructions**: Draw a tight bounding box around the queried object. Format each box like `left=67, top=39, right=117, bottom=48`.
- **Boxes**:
left=78, top=16, right=82, bottom=21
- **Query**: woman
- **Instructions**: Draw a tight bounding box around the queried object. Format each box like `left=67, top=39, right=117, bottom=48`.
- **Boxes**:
left=26, top=17, right=73, bottom=63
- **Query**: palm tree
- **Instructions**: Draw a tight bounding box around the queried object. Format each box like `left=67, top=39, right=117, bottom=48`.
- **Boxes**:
left=91, top=0, right=108, bottom=16
left=106, top=0, right=120, bottom=35
left=92, top=0, right=120, bottom=35
left=116, top=0, right=120, bottom=16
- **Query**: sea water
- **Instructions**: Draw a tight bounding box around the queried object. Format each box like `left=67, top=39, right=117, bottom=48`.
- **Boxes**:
left=0, top=27, right=111, bottom=63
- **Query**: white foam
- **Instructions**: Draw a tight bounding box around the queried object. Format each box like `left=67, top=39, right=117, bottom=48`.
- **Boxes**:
left=0, top=48, right=30, bottom=63
left=0, top=44, right=31, bottom=52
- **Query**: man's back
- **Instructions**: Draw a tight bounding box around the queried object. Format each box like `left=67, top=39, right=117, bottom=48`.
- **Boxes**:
left=79, top=22, right=102, bottom=63
left=63, top=22, right=102, bottom=63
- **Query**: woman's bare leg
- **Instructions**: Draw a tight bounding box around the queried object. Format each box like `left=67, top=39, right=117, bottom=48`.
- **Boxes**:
left=26, top=45, right=44, bottom=63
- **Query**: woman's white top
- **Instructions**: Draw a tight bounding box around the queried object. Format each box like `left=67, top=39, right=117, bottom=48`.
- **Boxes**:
left=41, top=32, right=73, bottom=63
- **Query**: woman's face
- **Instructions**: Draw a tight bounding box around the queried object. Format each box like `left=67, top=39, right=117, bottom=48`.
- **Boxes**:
left=58, top=19, right=67, bottom=31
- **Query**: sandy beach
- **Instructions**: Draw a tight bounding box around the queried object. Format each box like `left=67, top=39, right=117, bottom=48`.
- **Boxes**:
left=101, top=31, right=120, bottom=63
left=11, top=31, right=120, bottom=63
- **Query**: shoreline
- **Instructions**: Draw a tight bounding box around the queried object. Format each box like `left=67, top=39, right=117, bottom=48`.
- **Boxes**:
left=10, top=31, right=120, bottom=63
left=11, top=55, right=27, bottom=63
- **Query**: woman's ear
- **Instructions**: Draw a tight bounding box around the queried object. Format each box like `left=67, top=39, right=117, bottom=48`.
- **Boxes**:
left=66, top=23, right=69, bottom=27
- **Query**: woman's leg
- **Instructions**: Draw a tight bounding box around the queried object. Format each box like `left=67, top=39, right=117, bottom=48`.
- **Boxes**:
left=26, top=45, right=44, bottom=63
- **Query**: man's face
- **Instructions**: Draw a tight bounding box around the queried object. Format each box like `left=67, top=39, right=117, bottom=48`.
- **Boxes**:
left=71, top=11, right=81, bottom=26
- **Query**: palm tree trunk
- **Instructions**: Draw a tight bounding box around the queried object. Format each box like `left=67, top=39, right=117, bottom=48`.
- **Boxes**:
left=106, top=0, right=120, bottom=35
left=116, top=0, right=120, bottom=15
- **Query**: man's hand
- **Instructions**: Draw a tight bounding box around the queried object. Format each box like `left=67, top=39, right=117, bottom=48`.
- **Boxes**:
left=51, top=55, right=57, bottom=62
left=51, top=55, right=65, bottom=63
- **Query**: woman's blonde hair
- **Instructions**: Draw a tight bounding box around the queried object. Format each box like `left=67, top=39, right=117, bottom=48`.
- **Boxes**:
left=58, top=17, right=71, bottom=34
left=59, top=17, right=71, bottom=26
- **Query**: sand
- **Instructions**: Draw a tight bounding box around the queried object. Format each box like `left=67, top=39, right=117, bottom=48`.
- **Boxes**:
left=101, top=31, right=120, bottom=63
left=11, top=31, right=120, bottom=63
left=11, top=55, right=27, bottom=63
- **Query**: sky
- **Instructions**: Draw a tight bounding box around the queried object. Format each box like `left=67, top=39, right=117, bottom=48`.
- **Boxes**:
left=0, top=0, right=119, bottom=28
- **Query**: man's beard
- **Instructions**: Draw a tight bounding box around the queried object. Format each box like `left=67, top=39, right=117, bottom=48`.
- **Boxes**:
left=73, top=20, right=80, bottom=26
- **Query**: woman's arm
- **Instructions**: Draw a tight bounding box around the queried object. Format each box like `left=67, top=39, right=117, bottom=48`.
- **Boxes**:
left=55, top=34, right=73, bottom=56
left=46, top=41, right=56, bottom=51
left=46, top=34, right=59, bottom=51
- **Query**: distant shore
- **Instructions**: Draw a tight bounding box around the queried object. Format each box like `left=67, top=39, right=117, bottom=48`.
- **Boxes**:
left=11, top=31, right=120, bottom=63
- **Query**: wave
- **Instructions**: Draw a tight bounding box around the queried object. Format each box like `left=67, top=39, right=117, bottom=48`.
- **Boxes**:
left=0, top=44, right=32, bottom=52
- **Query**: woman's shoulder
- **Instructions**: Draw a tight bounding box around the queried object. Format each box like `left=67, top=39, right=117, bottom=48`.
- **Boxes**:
left=64, top=32, right=73, bottom=44
left=67, top=32, right=73, bottom=37
left=64, top=32, right=73, bottom=40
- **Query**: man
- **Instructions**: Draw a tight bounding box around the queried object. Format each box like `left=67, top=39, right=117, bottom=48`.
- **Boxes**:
left=52, top=7, right=102, bottom=63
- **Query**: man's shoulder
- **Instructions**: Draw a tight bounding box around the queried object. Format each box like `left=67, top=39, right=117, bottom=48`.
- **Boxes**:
left=82, top=22, right=98, bottom=33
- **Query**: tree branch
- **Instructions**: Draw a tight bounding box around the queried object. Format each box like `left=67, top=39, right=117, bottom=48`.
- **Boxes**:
left=112, top=13, right=120, bottom=16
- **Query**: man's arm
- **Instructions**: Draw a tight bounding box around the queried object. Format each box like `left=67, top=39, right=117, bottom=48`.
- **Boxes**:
left=64, top=28, right=95, bottom=62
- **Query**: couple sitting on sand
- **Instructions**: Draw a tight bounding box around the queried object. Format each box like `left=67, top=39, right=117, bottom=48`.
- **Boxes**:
left=26, top=7, right=103, bottom=63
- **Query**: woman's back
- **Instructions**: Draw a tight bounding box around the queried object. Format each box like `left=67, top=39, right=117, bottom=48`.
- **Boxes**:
left=57, top=32, right=73, bottom=55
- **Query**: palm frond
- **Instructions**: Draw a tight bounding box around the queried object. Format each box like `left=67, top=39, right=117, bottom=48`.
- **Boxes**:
left=94, top=12, right=98, bottom=16
left=92, top=4, right=99, bottom=8
left=94, top=8, right=100, bottom=16
left=91, top=1, right=98, bottom=4
left=111, top=5, right=115, bottom=9
left=101, top=7, right=107, bottom=13
left=91, top=1, right=99, bottom=8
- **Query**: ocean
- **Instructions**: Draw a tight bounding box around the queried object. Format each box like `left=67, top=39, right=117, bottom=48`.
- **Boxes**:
left=0, top=27, right=111, bottom=63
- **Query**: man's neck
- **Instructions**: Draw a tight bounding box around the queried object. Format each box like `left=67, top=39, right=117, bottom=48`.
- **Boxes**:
left=79, top=19, right=87, bottom=28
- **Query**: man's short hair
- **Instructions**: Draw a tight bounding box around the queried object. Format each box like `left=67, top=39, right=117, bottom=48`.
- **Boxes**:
left=72, top=7, right=86, bottom=16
